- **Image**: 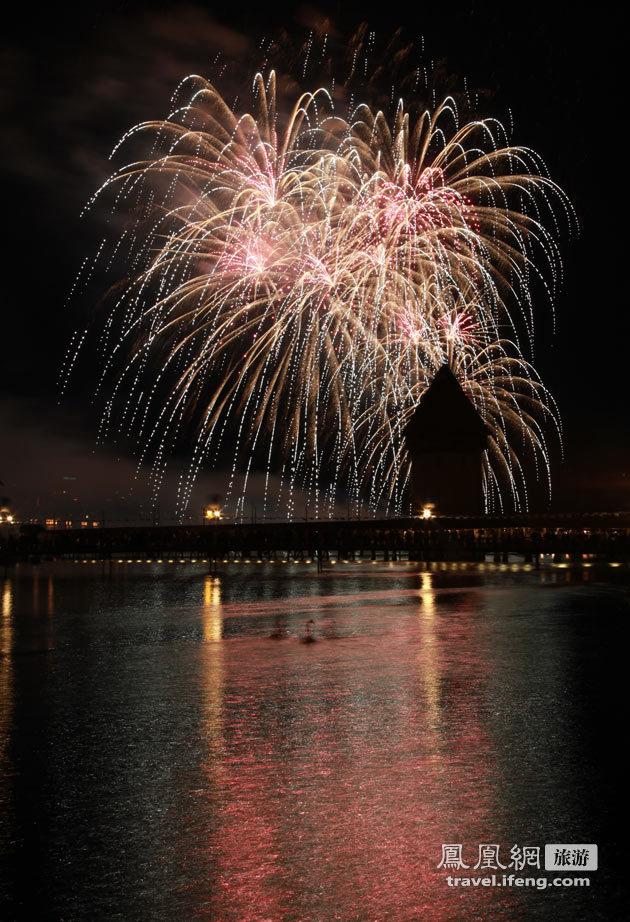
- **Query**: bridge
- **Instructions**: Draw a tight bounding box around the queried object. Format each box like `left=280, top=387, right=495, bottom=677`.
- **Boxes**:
left=3, top=512, right=630, bottom=565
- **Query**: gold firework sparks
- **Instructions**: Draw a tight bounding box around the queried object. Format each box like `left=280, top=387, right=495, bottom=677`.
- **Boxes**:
left=62, top=70, right=572, bottom=518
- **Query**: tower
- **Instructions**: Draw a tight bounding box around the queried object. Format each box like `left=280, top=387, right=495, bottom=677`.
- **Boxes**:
left=405, top=365, right=488, bottom=515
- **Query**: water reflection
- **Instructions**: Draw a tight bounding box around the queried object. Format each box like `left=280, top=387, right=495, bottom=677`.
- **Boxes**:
left=416, top=570, right=441, bottom=738
left=203, top=574, right=222, bottom=643
left=202, top=574, right=226, bottom=776
left=47, top=575, right=54, bottom=617
left=0, top=578, right=13, bottom=902
left=1, top=578, right=11, bottom=635
left=198, top=571, right=519, bottom=920
left=0, top=577, right=12, bottom=753
left=0, top=578, right=13, bottom=729
left=0, top=563, right=624, bottom=921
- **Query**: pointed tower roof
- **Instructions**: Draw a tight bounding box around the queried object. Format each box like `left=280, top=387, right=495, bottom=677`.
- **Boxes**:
left=405, top=364, right=488, bottom=453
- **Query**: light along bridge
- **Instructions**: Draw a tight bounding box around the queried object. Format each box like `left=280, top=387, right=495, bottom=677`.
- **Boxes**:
left=2, top=513, right=630, bottom=566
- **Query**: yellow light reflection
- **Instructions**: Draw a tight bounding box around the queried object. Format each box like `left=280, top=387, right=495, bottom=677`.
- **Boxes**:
left=417, top=571, right=442, bottom=744
left=203, top=575, right=223, bottom=643
left=1, top=578, right=13, bottom=774
left=2, top=579, right=12, bottom=651
left=418, top=571, right=435, bottom=617
left=201, top=574, right=226, bottom=787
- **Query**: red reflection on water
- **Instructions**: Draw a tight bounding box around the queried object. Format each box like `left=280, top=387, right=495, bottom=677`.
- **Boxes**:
left=196, top=573, right=523, bottom=921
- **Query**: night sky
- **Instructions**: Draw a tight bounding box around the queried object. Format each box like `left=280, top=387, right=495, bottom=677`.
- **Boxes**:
left=1, top=1, right=626, bottom=519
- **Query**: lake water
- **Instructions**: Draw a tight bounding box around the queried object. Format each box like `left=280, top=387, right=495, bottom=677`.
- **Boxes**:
left=0, top=559, right=627, bottom=921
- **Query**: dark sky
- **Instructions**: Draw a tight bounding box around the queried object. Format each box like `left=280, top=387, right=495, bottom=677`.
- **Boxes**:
left=1, top=0, right=627, bottom=518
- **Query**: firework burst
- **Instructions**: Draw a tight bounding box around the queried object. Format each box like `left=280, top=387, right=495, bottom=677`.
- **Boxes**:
left=62, top=68, right=571, bottom=518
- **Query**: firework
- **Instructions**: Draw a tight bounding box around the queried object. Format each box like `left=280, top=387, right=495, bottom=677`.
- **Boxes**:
left=63, top=69, right=571, bottom=518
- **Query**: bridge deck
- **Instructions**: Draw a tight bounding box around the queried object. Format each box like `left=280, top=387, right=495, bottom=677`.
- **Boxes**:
left=4, top=513, right=630, bottom=563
